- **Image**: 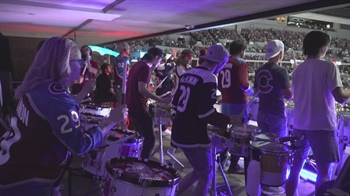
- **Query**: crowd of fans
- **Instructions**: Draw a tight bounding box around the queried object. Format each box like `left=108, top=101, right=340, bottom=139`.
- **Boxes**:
left=106, top=27, right=350, bottom=63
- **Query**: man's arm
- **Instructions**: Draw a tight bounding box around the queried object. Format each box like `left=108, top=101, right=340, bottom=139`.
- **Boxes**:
left=138, top=81, right=161, bottom=101
left=332, top=87, right=350, bottom=104
left=280, top=68, right=293, bottom=100
left=238, top=63, right=250, bottom=91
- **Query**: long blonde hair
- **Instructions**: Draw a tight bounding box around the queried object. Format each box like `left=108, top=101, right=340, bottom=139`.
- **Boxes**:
left=15, top=37, right=79, bottom=99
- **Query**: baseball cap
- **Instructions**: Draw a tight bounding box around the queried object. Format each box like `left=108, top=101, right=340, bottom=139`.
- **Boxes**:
left=199, top=44, right=229, bottom=63
left=116, top=42, right=130, bottom=53
left=147, top=47, right=163, bottom=57
left=265, top=40, right=284, bottom=59
left=181, top=49, right=194, bottom=57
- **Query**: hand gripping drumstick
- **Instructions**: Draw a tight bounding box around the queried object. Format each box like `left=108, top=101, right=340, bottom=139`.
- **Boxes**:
left=81, top=51, right=90, bottom=76
left=153, top=76, right=168, bottom=92
left=239, top=90, right=260, bottom=117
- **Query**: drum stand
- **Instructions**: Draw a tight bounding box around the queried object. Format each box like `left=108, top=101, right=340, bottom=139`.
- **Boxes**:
left=210, top=145, right=233, bottom=196
left=151, top=116, right=184, bottom=168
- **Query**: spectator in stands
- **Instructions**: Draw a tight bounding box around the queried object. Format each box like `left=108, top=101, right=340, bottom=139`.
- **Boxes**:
left=95, top=63, right=118, bottom=106
left=80, top=45, right=99, bottom=87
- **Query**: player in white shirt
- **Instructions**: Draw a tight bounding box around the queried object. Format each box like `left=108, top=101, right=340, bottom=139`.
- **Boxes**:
left=286, top=31, right=350, bottom=196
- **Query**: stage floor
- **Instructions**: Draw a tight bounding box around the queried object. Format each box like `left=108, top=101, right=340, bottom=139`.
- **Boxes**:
left=59, top=130, right=316, bottom=196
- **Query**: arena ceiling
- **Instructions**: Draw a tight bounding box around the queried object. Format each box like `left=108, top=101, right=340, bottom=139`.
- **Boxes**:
left=0, top=0, right=349, bottom=46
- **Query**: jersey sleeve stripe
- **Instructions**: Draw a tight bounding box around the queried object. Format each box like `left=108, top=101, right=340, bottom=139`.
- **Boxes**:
left=27, top=94, right=47, bottom=121
left=198, top=108, right=215, bottom=119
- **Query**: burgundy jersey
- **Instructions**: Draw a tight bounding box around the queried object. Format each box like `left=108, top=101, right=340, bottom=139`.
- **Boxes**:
left=218, top=56, right=249, bottom=104
left=0, top=83, right=103, bottom=187
left=126, top=61, right=152, bottom=112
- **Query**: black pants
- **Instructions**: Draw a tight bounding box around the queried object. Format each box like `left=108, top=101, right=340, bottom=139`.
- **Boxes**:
left=128, top=110, right=155, bottom=159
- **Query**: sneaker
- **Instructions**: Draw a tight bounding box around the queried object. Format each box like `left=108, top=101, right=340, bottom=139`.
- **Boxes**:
left=162, top=129, right=172, bottom=136
left=226, top=165, right=245, bottom=175
left=261, top=185, right=285, bottom=195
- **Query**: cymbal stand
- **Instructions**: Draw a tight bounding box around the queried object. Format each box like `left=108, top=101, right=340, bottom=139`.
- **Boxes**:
left=210, top=140, right=233, bottom=196
left=151, top=115, right=184, bottom=168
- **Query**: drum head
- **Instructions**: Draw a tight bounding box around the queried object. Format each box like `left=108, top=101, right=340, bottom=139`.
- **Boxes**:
left=107, top=129, right=140, bottom=143
left=106, top=157, right=180, bottom=187
left=251, top=141, right=292, bottom=154
left=252, top=132, right=279, bottom=142
left=231, top=125, right=259, bottom=137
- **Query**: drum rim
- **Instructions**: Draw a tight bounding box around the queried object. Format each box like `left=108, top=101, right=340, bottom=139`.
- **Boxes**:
left=107, top=129, right=143, bottom=143
left=106, top=157, right=180, bottom=187
left=250, top=141, right=293, bottom=154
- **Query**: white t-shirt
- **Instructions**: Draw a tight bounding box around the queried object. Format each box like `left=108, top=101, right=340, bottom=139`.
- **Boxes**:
left=292, top=59, right=343, bottom=131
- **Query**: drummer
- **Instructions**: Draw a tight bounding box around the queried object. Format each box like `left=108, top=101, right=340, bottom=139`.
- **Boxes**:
left=171, top=44, right=243, bottom=196
left=218, top=40, right=250, bottom=174
left=286, top=31, right=350, bottom=196
left=254, top=40, right=293, bottom=195
left=126, top=47, right=172, bottom=159
left=0, top=37, right=127, bottom=195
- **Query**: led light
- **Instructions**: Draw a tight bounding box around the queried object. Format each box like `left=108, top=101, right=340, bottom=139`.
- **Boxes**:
left=300, top=168, right=317, bottom=183
left=89, top=45, right=119, bottom=57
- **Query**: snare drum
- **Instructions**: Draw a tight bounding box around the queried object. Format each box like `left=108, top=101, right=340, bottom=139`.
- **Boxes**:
left=338, top=112, right=350, bottom=146
left=149, top=103, right=172, bottom=124
left=251, top=132, right=279, bottom=142
left=250, top=141, right=293, bottom=186
left=80, top=103, right=111, bottom=118
left=229, top=125, right=260, bottom=157
left=82, top=129, right=143, bottom=177
left=80, top=115, right=102, bottom=130
left=208, top=130, right=230, bottom=154
left=103, top=157, right=180, bottom=196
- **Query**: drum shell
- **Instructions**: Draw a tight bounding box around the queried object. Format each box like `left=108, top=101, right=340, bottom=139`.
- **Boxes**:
left=149, top=104, right=172, bottom=124
left=286, top=106, right=294, bottom=131
left=208, top=131, right=229, bottom=153
left=229, top=125, right=260, bottom=157
left=338, top=112, right=350, bottom=146
left=82, top=130, right=143, bottom=177
left=250, top=141, right=293, bottom=187
left=103, top=157, right=180, bottom=196
left=80, top=103, right=111, bottom=118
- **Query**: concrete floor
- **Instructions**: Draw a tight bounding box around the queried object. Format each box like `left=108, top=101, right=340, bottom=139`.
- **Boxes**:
left=59, top=129, right=316, bottom=196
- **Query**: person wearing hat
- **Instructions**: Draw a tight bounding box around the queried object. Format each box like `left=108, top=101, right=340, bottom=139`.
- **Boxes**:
left=126, top=47, right=172, bottom=159
left=198, top=48, right=207, bottom=65
left=114, top=42, right=130, bottom=104
left=173, top=49, right=194, bottom=95
left=171, top=44, right=243, bottom=196
left=254, top=40, right=293, bottom=195
left=286, top=31, right=350, bottom=196
left=80, top=45, right=99, bottom=87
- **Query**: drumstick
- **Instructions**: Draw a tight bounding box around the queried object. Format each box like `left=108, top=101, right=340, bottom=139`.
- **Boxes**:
left=153, top=76, right=168, bottom=92
left=239, top=90, right=260, bottom=117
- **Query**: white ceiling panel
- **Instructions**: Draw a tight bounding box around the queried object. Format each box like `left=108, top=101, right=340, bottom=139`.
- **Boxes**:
left=0, top=0, right=348, bottom=46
